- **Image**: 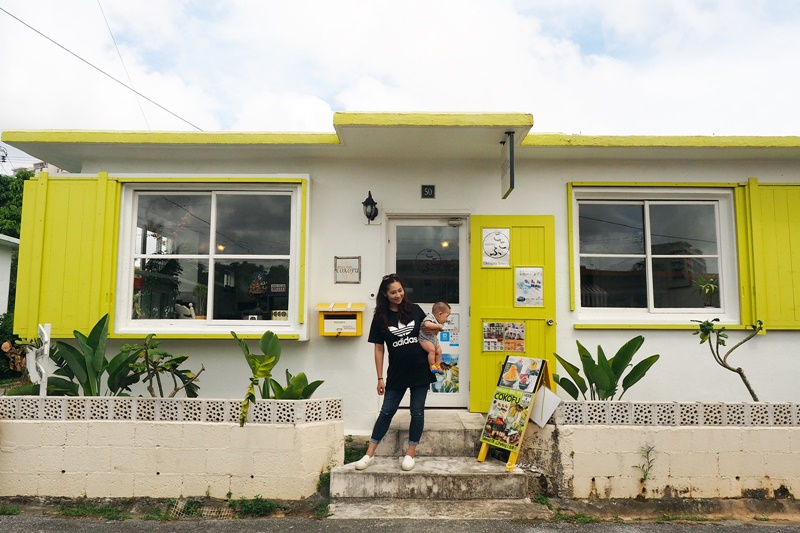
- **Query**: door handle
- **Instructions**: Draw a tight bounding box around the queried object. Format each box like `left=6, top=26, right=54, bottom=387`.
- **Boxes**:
left=546, top=319, right=555, bottom=326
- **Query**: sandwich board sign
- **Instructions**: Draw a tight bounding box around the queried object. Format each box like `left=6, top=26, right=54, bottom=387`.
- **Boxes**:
left=477, top=355, right=552, bottom=471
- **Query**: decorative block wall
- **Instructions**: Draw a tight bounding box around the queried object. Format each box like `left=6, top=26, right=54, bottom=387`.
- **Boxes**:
left=0, top=398, right=344, bottom=500
left=521, top=401, right=800, bottom=500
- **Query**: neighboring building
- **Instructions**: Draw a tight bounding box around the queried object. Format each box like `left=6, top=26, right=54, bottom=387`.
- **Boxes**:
left=0, top=234, right=19, bottom=315
left=3, top=113, right=800, bottom=432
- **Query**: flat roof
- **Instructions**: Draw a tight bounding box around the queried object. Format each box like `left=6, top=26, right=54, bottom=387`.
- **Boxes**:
left=4, top=112, right=800, bottom=172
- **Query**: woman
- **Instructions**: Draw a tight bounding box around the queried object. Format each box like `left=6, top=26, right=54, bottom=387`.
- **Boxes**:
left=354, top=273, right=436, bottom=472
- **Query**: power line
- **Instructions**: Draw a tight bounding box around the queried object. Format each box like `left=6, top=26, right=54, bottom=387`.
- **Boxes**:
left=0, top=6, right=203, bottom=131
left=96, top=0, right=150, bottom=130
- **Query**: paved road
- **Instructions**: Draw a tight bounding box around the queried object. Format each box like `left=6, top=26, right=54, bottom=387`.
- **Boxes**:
left=2, top=517, right=800, bottom=532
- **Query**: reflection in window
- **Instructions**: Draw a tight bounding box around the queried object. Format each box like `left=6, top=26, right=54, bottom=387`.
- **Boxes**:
left=579, top=201, right=721, bottom=310
left=132, top=192, right=293, bottom=321
left=396, top=225, right=460, bottom=304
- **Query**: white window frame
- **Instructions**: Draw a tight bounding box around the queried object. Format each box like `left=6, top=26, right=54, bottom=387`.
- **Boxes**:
left=572, top=186, right=740, bottom=325
left=115, top=178, right=308, bottom=338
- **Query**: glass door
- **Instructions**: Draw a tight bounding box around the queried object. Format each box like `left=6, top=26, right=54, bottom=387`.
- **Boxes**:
left=388, top=217, right=469, bottom=407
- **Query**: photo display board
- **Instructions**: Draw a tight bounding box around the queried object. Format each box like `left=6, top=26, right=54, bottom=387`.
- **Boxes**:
left=479, top=356, right=545, bottom=453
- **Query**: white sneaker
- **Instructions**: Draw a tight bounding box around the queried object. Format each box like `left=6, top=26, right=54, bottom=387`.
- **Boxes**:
left=400, top=454, right=415, bottom=471
left=354, top=454, right=375, bottom=470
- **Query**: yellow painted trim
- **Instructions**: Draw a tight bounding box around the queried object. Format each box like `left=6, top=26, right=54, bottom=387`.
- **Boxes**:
left=2, top=130, right=340, bottom=146
left=567, top=183, right=576, bottom=311
left=734, top=182, right=756, bottom=326
left=112, top=177, right=307, bottom=183
left=745, top=178, right=768, bottom=325
left=108, top=333, right=302, bottom=340
left=333, top=112, right=533, bottom=127
left=521, top=134, right=800, bottom=148
left=14, top=174, right=49, bottom=338
left=574, top=323, right=753, bottom=330
left=570, top=181, right=740, bottom=188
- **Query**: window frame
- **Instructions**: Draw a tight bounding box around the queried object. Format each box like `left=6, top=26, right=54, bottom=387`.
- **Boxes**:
left=570, top=185, right=740, bottom=326
left=114, top=177, right=308, bottom=339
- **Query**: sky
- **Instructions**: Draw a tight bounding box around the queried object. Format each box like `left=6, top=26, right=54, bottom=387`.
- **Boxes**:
left=1, top=0, right=799, bottom=171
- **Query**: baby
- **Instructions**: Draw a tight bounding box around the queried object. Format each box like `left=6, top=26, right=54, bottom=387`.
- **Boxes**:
left=419, top=301, right=451, bottom=375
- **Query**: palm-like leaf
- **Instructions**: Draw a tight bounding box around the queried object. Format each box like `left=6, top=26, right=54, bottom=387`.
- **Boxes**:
left=554, top=352, right=587, bottom=397
left=620, top=354, right=660, bottom=399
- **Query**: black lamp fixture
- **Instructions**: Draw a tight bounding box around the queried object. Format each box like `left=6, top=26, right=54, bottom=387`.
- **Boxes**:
left=362, top=191, right=379, bottom=223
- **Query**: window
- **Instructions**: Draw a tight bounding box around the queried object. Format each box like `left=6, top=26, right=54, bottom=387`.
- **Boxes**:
left=116, top=181, right=306, bottom=337
left=573, top=187, right=739, bottom=324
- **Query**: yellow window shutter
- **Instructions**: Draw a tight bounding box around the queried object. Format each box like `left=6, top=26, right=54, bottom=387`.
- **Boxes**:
left=14, top=173, right=119, bottom=339
left=751, top=182, right=800, bottom=329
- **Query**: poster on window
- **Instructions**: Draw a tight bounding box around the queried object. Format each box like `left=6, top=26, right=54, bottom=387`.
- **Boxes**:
left=431, top=314, right=460, bottom=394
left=482, top=228, right=510, bottom=267
left=482, top=321, right=525, bottom=352
left=515, top=266, right=544, bottom=307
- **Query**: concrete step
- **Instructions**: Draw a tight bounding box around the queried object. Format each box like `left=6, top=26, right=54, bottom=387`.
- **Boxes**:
left=328, top=498, right=553, bottom=520
left=373, top=409, right=487, bottom=457
left=330, top=456, right=527, bottom=500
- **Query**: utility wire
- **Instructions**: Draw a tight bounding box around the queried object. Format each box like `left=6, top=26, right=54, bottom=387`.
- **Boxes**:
left=0, top=6, right=203, bottom=131
left=96, top=0, right=150, bottom=130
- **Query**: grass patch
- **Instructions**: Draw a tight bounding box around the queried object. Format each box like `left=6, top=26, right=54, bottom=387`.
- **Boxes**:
left=754, top=516, right=770, bottom=521
left=313, top=498, right=331, bottom=519
left=0, top=505, right=20, bottom=515
left=58, top=503, right=129, bottom=520
left=552, top=512, right=599, bottom=524
left=344, top=435, right=369, bottom=464
left=228, top=495, right=284, bottom=517
left=533, top=494, right=553, bottom=510
left=658, top=513, right=708, bottom=522
left=139, top=502, right=172, bottom=521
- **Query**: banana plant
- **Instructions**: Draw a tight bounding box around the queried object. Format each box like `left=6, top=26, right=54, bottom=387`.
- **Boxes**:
left=554, top=335, right=660, bottom=400
left=269, top=369, right=324, bottom=400
left=52, top=314, right=141, bottom=396
left=232, top=330, right=281, bottom=426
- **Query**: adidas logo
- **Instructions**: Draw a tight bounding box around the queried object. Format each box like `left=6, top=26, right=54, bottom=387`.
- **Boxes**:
left=392, top=336, right=419, bottom=348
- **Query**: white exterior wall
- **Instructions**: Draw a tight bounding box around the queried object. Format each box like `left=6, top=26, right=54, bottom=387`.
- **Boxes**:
left=0, top=419, right=344, bottom=499
left=78, top=155, right=800, bottom=433
left=0, top=235, right=18, bottom=315
left=525, top=424, right=800, bottom=499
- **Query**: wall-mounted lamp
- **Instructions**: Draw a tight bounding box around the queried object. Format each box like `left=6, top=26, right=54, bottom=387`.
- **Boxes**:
left=362, top=191, right=379, bottom=224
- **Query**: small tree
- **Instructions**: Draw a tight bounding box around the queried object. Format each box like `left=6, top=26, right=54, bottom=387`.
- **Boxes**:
left=692, top=318, right=762, bottom=401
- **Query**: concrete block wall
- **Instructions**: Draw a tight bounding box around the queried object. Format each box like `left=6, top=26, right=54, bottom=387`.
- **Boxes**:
left=0, top=418, right=344, bottom=500
left=522, top=424, right=800, bottom=499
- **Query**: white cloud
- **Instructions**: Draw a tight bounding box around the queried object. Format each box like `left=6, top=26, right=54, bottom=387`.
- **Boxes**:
left=1, top=0, right=799, bottom=171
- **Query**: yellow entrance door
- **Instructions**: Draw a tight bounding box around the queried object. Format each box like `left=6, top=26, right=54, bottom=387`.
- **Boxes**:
left=469, top=215, right=556, bottom=412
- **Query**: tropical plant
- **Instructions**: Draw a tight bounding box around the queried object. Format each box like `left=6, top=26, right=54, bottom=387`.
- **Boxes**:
left=233, top=330, right=281, bottom=426
left=124, top=334, right=204, bottom=397
left=694, top=276, right=718, bottom=306
left=269, top=369, right=324, bottom=400
left=692, top=318, right=762, bottom=401
left=553, top=335, right=660, bottom=400
left=51, top=314, right=141, bottom=396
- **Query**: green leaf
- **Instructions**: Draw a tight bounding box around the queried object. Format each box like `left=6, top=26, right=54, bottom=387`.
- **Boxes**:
left=554, top=351, right=587, bottom=396
left=596, top=345, right=618, bottom=398
left=620, top=354, right=660, bottom=399
left=556, top=376, right=579, bottom=400
left=270, top=379, right=285, bottom=398
left=54, top=342, right=89, bottom=388
left=610, top=335, right=644, bottom=378
left=302, top=380, right=324, bottom=399
left=259, top=330, right=282, bottom=362
left=106, top=350, right=142, bottom=394
left=87, top=314, right=109, bottom=374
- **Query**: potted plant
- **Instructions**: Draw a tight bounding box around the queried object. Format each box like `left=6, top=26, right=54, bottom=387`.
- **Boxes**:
left=192, top=284, right=208, bottom=319
left=694, top=276, right=718, bottom=307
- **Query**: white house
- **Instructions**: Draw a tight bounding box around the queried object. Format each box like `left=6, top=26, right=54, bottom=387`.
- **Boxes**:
left=3, top=112, right=800, bottom=433
left=0, top=234, right=19, bottom=316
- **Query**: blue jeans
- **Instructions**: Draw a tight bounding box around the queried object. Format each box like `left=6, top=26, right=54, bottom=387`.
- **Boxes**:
left=369, top=385, right=429, bottom=446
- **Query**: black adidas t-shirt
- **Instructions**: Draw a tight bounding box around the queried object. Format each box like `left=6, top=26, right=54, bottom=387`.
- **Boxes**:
left=368, top=304, right=435, bottom=390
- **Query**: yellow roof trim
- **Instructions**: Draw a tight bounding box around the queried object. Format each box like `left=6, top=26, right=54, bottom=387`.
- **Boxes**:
left=522, top=133, right=800, bottom=149
left=333, top=112, right=533, bottom=127
left=1, top=130, right=340, bottom=146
